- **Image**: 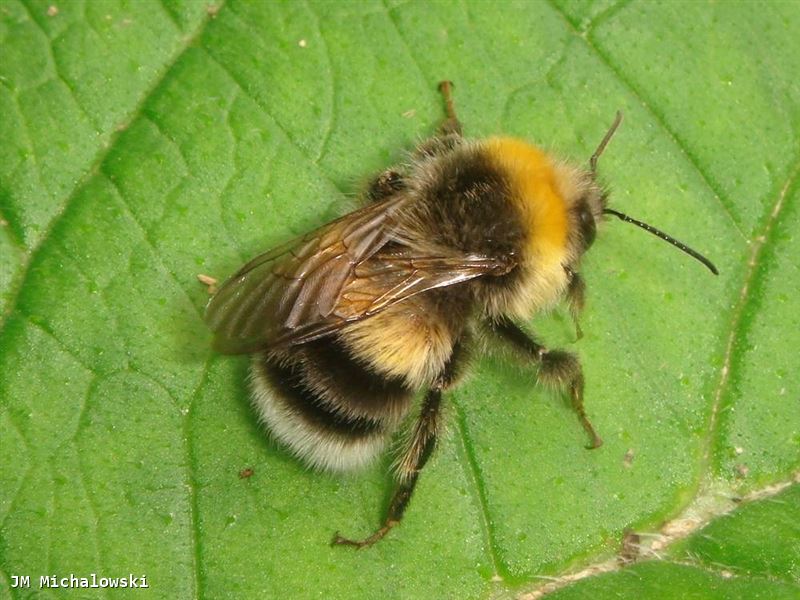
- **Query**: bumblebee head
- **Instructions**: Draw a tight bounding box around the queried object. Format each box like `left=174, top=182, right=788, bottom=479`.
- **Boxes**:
left=563, top=168, right=606, bottom=257
left=465, top=113, right=716, bottom=318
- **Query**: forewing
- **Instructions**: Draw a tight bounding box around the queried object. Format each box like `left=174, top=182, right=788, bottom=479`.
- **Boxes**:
left=270, top=247, right=514, bottom=347
left=205, top=198, right=406, bottom=354
left=206, top=197, right=515, bottom=353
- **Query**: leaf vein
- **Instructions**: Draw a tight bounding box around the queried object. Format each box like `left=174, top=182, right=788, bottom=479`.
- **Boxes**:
left=73, top=443, right=108, bottom=599
left=545, top=0, right=747, bottom=241
left=0, top=465, right=33, bottom=531
left=380, top=0, right=431, bottom=90
left=0, top=0, right=225, bottom=334
left=200, top=48, right=346, bottom=196
left=0, top=209, right=26, bottom=253
left=303, top=0, right=335, bottom=164
left=22, top=314, right=96, bottom=374
left=517, top=475, right=800, bottom=598
left=452, top=401, right=505, bottom=580
left=703, top=158, right=800, bottom=473
left=184, top=353, right=214, bottom=600
left=158, top=0, right=185, bottom=33
left=583, top=0, right=633, bottom=35
left=103, top=174, right=203, bottom=322
left=5, top=90, right=46, bottom=243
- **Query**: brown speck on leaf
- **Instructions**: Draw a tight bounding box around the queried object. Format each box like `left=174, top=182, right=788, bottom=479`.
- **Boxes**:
left=47, top=5, right=58, bottom=16
left=623, top=448, right=635, bottom=468
left=402, top=109, right=417, bottom=119
left=207, top=4, right=220, bottom=17
left=735, top=464, right=749, bottom=478
left=619, top=528, right=641, bottom=564
left=239, top=467, right=254, bottom=479
left=197, top=273, right=218, bottom=295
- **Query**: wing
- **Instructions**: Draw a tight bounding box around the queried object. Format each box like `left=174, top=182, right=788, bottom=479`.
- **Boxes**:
left=205, top=197, right=514, bottom=354
left=272, top=247, right=514, bottom=347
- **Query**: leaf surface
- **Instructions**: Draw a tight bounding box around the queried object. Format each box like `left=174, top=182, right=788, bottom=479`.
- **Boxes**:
left=544, top=484, right=800, bottom=599
left=1, top=1, right=797, bottom=598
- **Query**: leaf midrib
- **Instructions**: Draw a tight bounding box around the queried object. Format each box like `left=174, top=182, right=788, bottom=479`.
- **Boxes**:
left=551, top=0, right=798, bottom=485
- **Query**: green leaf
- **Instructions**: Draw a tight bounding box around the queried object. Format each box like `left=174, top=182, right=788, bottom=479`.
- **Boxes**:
left=0, top=1, right=797, bottom=598
left=673, top=484, right=800, bottom=583
left=542, top=483, right=800, bottom=599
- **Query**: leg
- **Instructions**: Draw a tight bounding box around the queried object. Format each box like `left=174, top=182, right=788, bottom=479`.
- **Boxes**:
left=331, top=387, right=442, bottom=548
left=489, top=317, right=603, bottom=449
left=412, top=81, right=464, bottom=159
left=366, top=80, right=464, bottom=203
left=366, top=169, right=405, bottom=203
left=437, top=80, right=462, bottom=136
left=563, top=267, right=586, bottom=340
left=332, top=341, right=468, bottom=549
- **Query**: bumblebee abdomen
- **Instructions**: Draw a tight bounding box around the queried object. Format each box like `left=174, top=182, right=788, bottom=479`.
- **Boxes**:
left=341, top=299, right=462, bottom=389
left=251, top=339, right=414, bottom=472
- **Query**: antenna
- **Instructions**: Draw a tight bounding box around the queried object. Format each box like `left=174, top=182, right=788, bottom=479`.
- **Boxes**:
left=591, top=111, right=623, bottom=174
left=603, top=208, right=718, bottom=275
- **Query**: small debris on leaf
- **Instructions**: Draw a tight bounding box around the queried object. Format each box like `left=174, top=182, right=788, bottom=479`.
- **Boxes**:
left=197, top=273, right=218, bottom=295
left=623, top=448, right=635, bottom=468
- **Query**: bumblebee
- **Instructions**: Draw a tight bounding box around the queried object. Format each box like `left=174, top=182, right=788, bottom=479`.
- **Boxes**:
left=205, top=82, right=717, bottom=548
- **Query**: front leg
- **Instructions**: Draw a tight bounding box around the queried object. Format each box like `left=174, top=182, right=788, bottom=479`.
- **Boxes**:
left=368, top=79, right=462, bottom=202
left=489, top=316, right=603, bottom=449
left=436, top=80, right=462, bottom=136
left=371, top=81, right=464, bottom=201
left=564, top=267, right=586, bottom=340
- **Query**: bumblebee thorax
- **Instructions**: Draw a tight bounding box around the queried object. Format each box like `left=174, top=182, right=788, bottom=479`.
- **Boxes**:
left=482, top=137, right=570, bottom=268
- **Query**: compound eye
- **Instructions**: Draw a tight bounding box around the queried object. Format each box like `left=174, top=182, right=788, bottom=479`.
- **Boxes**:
left=580, top=208, right=597, bottom=249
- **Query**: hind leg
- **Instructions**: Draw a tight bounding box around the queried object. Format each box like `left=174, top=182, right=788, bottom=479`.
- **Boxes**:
left=331, top=386, right=442, bottom=548
left=332, top=340, right=469, bottom=549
